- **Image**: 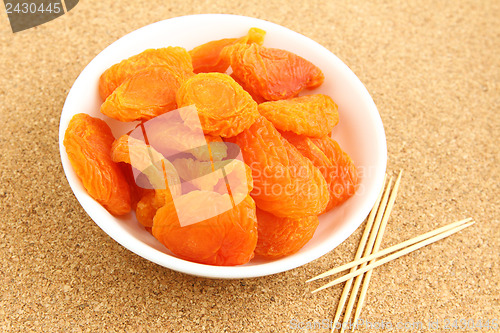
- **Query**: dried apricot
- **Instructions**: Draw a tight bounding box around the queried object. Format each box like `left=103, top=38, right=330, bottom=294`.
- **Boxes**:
left=140, top=110, right=228, bottom=162
left=230, top=74, right=267, bottom=104
left=190, top=27, right=266, bottom=74
left=172, top=157, right=252, bottom=204
left=63, top=113, right=131, bottom=215
left=152, top=193, right=258, bottom=266
left=310, top=136, right=358, bottom=209
left=174, top=158, right=226, bottom=192
left=255, top=209, right=319, bottom=259
left=176, top=73, right=259, bottom=137
left=99, top=47, right=193, bottom=100
left=71, top=33, right=359, bottom=265
left=118, top=162, right=145, bottom=211
left=282, top=132, right=358, bottom=212
left=135, top=189, right=164, bottom=228
left=223, top=43, right=324, bottom=101
left=196, top=135, right=228, bottom=162
left=110, top=134, right=181, bottom=197
left=258, top=94, right=339, bottom=137
left=100, top=66, right=182, bottom=122
left=227, top=116, right=329, bottom=218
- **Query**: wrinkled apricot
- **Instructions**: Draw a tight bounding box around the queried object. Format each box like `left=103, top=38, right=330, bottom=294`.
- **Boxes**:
left=223, top=43, right=324, bottom=101
left=99, top=47, right=193, bottom=100
left=74, top=33, right=362, bottom=265
left=176, top=73, right=259, bottom=137
left=100, top=66, right=182, bottom=122
left=190, top=27, right=266, bottom=74
left=141, top=112, right=228, bottom=162
left=63, top=113, right=131, bottom=215
left=110, top=134, right=181, bottom=197
left=255, top=209, right=319, bottom=259
left=230, top=74, right=267, bottom=104
left=258, top=94, right=339, bottom=137
left=135, top=189, right=164, bottom=228
left=152, top=193, right=258, bottom=266
left=118, top=162, right=145, bottom=211
left=196, top=135, right=228, bottom=162
left=227, top=116, right=329, bottom=218
left=171, top=156, right=253, bottom=205
left=282, top=132, right=358, bottom=212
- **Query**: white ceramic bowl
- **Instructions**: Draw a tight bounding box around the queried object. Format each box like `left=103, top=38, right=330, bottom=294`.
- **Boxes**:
left=59, top=14, right=387, bottom=279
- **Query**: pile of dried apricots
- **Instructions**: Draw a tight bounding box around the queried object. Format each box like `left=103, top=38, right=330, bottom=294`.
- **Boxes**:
left=64, top=27, right=358, bottom=266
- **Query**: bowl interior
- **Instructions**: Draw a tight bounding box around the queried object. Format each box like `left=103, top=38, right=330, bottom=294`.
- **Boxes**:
left=59, top=14, right=387, bottom=279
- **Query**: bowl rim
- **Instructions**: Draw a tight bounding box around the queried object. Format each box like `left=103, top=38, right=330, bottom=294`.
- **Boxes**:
left=59, top=13, right=387, bottom=279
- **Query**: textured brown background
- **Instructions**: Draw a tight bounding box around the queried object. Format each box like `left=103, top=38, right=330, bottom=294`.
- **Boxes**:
left=0, top=1, right=498, bottom=332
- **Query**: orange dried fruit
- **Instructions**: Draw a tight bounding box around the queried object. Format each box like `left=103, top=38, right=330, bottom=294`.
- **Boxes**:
left=173, top=158, right=227, bottom=192
left=176, top=73, right=259, bottom=137
left=223, top=43, right=324, bottom=101
left=310, top=136, right=358, bottom=209
left=190, top=27, right=266, bottom=74
left=141, top=112, right=228, bottom=162
left=197, top=135, right=228, bottom=162
left=255, top=209, right=319, bottom=259
left=172, top=158, right=249, bottom=193
left=118, top=162, right=145, bottom=211
left=99, top=47, right=194, bottom=100
left=110, top=134, right=181, bottom=197
left=213, top=160, right=254, bottom=199
left=230, top=74, right=267, bottom=104
left=63, top=113, right=131, bottom=216
left=227, top=116, right=329, bottom=218
left=112, top=134, right=184, bottom=226
left=258, top=94, right=339, bottom=137
left=100, top=66, right=183, bottom=122
left=171, top=155, right=253, bottom=209
left=282, top=132, right=358, bottom=212
left=152, top=193, right=258, bottom=266
left=135, top=189, right=164, bottom=228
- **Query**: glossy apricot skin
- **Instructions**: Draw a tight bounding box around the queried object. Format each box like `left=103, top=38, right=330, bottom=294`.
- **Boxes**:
left=100, top=66, right=182, bottom=122
left=135, top=190, right=164, bottom=228
left=282, top=132, right=358, bottom=212
left=255, top=209, right=319, bottom=259
left=98, top=47, right=193, bottom=100
left=258, top=94, right=339, bottom=137
left=226, top=116, right=329, bottom=218
left=189, top=27, right=266, bottom=74
left=63, top=113, right=131, bottom=216
left=223, top=43, right=324, bottom=101
left=176, top=73, right=259, bottom=137
left=152, top=194, right=258, bottom=266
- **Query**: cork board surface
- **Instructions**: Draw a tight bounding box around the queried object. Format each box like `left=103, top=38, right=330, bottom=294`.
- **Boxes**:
left=0, top=1, right=498, bottom=332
